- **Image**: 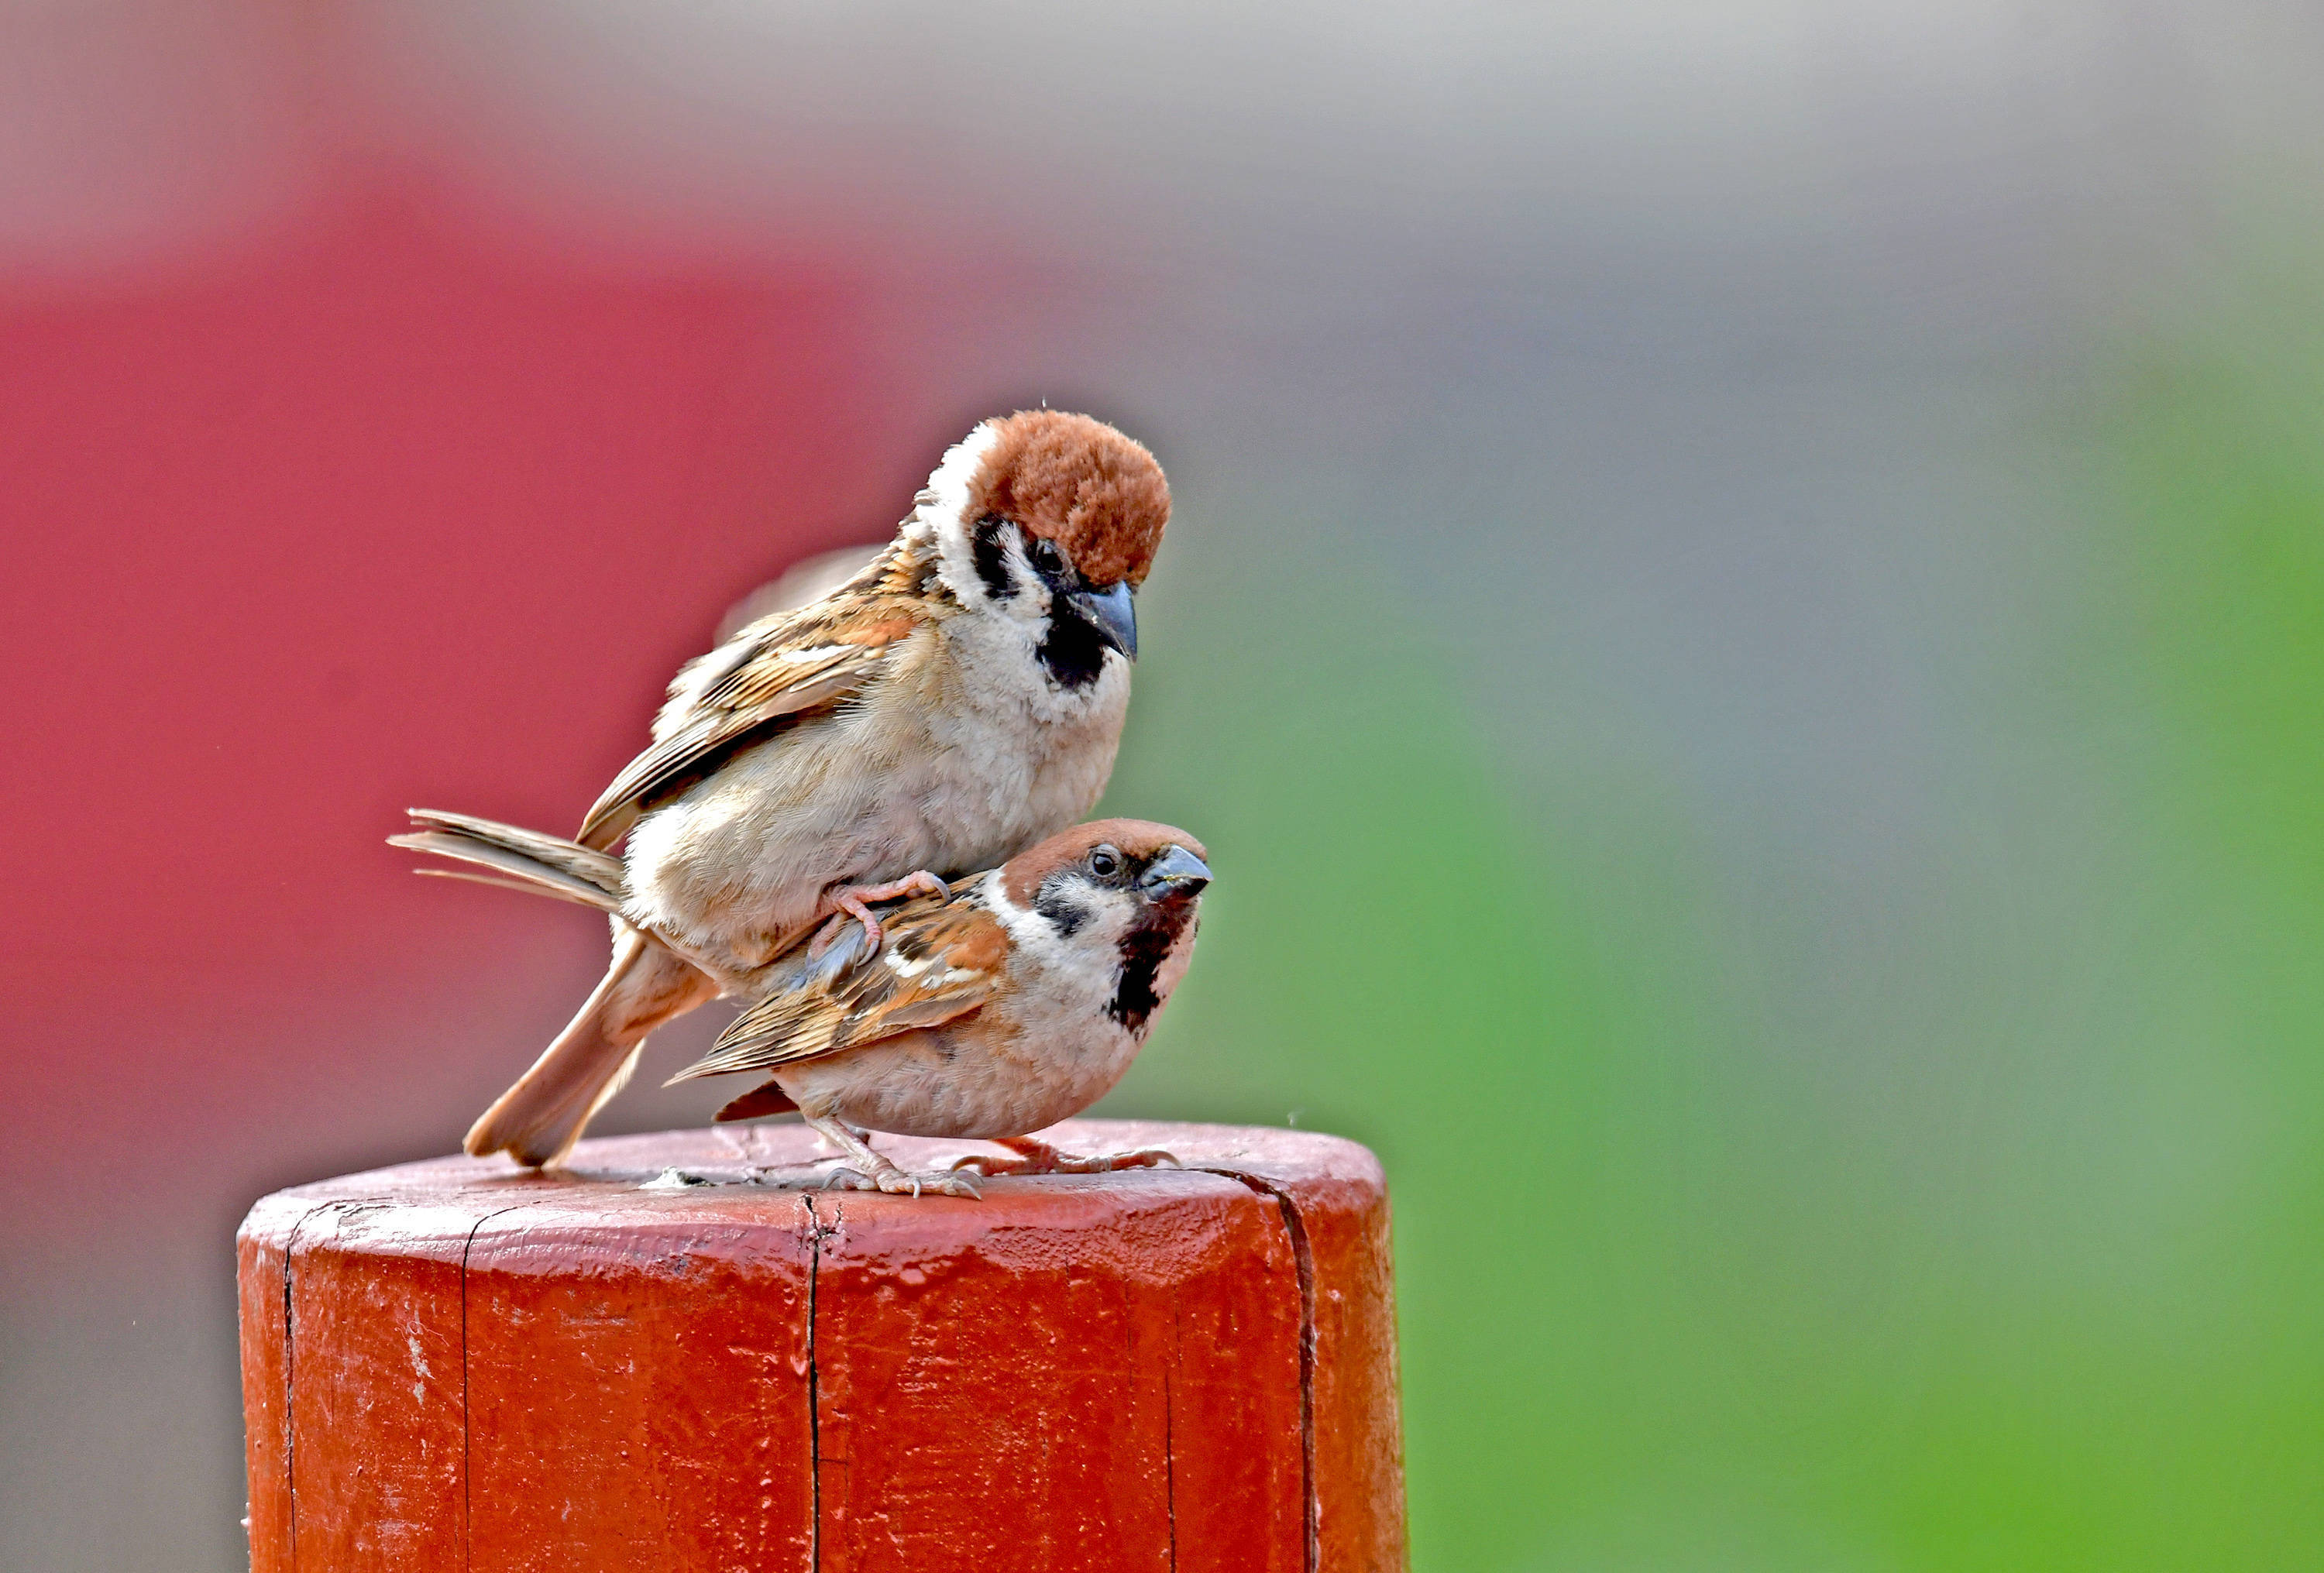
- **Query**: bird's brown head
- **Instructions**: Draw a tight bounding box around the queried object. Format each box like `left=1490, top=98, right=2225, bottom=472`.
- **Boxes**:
left=969, top=411, right=1170, bottom=590
left=1001, top=819, right=1210, bottom=912
left=999, top=819, right=1209, bottom=1036
left=923, top=410, right=1168, bottom=685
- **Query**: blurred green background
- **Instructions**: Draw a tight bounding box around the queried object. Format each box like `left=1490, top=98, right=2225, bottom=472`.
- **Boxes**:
left=8, top=4, right=2324, bottom=1569
left=1090, top=257, right=2324, bottom=1567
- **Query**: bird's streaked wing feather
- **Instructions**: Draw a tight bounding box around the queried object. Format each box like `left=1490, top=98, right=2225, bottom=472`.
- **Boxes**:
left=576, top=548, right=937, bottom=850
left=667, top=895, right=1006, bottom=1080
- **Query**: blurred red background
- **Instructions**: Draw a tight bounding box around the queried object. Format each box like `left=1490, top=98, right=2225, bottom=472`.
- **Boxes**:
left=1, top=180, right=928, bottom=1199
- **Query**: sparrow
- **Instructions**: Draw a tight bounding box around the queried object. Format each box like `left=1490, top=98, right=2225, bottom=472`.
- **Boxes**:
left=408, top=410, right=1171, bottom=1169
left=395, top=812, right=1212, bottom=1197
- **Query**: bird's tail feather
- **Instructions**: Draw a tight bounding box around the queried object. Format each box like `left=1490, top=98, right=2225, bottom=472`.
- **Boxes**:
left=394, top=810, right=717, bottom=1166
left=461, top=926, right=719, bottom=1167
left=390, top=809, right=625, bottom=913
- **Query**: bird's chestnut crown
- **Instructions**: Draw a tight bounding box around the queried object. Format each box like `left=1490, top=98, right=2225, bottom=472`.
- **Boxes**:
left=967, top=410, right=1169, bottom=590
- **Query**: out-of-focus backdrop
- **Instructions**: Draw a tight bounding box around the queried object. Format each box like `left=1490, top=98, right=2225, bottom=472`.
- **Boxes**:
left=6, top=3, right=2323, bottom=1568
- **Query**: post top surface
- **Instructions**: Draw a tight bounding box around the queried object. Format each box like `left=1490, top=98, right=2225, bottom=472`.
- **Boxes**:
left=243, top=1119, right=1384, bottom=1230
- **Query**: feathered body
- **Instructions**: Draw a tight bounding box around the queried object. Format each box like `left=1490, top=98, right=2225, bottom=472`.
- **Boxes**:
left=617, top=532, right=1129, bottom=974
left=418, top=410, right=1171, bottom=1166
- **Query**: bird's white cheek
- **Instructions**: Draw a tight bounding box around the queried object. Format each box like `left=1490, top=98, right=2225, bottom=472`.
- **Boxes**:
left=988, top=884, right=1127, bottom=1004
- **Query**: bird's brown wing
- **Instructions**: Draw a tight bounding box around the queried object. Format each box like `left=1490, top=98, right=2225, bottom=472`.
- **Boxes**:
left=666, top=895, right=1009, bottom=1081
left=576, top=547, right=937, bottom=850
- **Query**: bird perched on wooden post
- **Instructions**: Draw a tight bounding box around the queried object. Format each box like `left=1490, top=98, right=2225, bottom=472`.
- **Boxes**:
left=401, top=410, right=1171, bottom=1168
left=396, top=812, right=1210, bottom=1197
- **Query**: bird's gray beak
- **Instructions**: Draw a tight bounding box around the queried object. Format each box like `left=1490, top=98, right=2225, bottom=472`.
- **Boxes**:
left=1138, top=845, right=1211, bottom=899
left=1065, top=579, right=1138, bottom=661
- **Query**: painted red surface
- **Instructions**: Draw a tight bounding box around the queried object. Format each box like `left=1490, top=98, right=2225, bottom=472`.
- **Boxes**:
left=239, top=1121, right=1407, bottom=1571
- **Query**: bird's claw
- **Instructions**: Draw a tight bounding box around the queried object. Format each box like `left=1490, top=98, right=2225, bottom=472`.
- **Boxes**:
left=805, top=912, right=857, bottom=960
left=1082, top=1146, right=1180, bottom=1173
left=821, top=1161, right=980, bottom=1200
left=808, top=871, right=951, bottom=959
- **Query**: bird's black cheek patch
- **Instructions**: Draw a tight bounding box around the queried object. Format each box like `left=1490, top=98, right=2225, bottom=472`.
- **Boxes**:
left=971, top=514, right=1016, bottom=603
left=1034, top=885, right=1088, bottom=937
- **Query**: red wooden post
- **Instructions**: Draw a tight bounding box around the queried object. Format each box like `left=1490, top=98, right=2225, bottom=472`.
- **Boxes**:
left=238, top=1120, right=1407, bottom=1571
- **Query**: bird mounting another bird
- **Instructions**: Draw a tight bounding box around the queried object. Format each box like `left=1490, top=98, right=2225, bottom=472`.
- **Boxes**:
left=394, top=410, right=1209, bottom=1196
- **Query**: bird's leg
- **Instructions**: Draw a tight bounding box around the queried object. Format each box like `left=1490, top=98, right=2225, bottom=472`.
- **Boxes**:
left=804, top=1113, right=982, bottom=1200
left=807, top=872, right=951, bottom=958
left=807, top=1117, right=873, bottom=1156
left=950, top=1135, right=1180, bottom=1176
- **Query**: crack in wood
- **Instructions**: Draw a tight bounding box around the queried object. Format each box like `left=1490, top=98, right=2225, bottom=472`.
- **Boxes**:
left=803, top=1194, right=834, bottom=1573
left=1163, top=1362, right=1177, bottom=1573
left=456, top=1204, right=540, bottom=1573
left=278, top=1201, right=339, bottom=1573
left=1197, top=1168, right=1319, bottom=1573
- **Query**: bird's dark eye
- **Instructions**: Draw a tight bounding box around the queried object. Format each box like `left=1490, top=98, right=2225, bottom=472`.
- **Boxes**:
left=1028, top=537, right=1066, bottom=577
left=1088, top=847, right=1121, bottom=879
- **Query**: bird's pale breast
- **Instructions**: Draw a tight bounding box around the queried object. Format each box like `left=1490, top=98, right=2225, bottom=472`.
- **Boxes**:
left=620, top=627, right=1129, bottom=971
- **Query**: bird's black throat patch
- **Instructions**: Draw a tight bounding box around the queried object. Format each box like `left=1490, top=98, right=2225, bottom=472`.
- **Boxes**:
left=1109, top=908, right=1193, bottom=1036
left=1037, top=606, right=1110, bottom=691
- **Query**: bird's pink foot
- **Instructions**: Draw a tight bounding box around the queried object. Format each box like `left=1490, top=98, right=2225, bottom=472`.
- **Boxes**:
left=808, top=871, right=951, bottom=958
left=820, top=1159, right=982, bottom=1200
left=803, top=1111, right=980, bottom=1198
left=950, top=1136, right=1180, bottom=1176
